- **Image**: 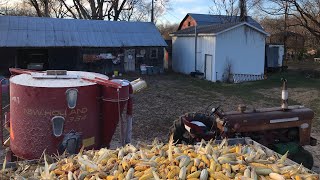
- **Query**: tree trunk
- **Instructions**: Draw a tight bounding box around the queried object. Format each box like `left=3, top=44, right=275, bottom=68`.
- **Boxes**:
left=239, top=0, right=247, bottom=22
left=44, top=0, right=49, bottom=17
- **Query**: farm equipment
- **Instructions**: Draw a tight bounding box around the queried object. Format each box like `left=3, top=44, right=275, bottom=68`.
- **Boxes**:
left=171, top=79, right=317, bottom=169
left=0, top=68, right=146, bottom=161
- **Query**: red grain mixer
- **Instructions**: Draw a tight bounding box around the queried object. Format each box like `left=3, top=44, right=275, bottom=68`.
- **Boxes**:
left=0, top=69, right=147, bottom=160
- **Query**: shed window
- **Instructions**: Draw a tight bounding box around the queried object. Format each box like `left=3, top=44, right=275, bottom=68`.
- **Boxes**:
left=188, top=22, right=191, bottom=26
left=150, top=48, right=158, bottom=59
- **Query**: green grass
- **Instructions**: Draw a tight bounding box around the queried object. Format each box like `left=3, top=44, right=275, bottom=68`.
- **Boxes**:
left=125, top=69, right=320, bottom=126
left=166, top=70, right=319, bottom=102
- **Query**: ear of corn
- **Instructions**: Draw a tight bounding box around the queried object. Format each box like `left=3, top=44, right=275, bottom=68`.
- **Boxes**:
left=200, top=169, right=209, bottom=180
left=269, top=172, right=285, bottom=180
left=3, top=139, right=318, bottom=180
left=187, top=170, right=201, bottom=179
left=179, top=166, right=187, bottom=180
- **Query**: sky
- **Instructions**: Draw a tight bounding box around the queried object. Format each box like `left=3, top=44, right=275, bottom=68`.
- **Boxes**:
left=160, top=0, right=213, bottom=24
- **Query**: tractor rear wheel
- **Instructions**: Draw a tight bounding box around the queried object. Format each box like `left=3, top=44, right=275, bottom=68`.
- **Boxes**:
left=170, top=118, right=192, bottom=144
left=288, top=148, right=314, bottom=170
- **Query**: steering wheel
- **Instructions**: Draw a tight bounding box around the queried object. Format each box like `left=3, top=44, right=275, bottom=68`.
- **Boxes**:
left=209, top=105, right=221, bottom=117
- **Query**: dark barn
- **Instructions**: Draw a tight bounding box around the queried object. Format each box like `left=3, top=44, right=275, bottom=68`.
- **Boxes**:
left=0, top=16, right=167, bottom=76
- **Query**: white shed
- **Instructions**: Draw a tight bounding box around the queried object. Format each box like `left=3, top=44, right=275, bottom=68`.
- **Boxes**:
left=171, top=22, right=269, bottom=83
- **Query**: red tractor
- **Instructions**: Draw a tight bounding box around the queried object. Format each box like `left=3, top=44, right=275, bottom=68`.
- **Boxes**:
left=171, top=79, right=317, bottom=169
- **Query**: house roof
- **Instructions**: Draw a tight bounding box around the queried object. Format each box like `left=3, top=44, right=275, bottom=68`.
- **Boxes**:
left=0, top=16, right=167, bottom=47
left=178, top=13, right=264, bottom=30
left=172, top=22, right=269, bottom=36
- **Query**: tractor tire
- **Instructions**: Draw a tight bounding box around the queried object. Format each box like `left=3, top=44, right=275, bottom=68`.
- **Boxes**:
left=170, top=118, right=192, bottom=144
left=288, top=148, right=314, bottom=170
left=66, top=138, right=77, bottom=155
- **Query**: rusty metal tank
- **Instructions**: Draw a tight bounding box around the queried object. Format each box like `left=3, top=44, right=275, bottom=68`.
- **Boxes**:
left=101, top=79, right=130, bottom=147
left=9, top=71, right=107, bottom=160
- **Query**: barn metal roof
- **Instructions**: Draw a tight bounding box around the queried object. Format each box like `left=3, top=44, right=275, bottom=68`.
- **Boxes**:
left=0, top=16, right=167, bottom=47
left=172, top=22, right=269, bottom=36
left=178, top=13, right=264, bottom=30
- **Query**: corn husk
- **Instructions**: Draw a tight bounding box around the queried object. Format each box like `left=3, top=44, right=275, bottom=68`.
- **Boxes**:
left=0, top=138, right=318, bottom=180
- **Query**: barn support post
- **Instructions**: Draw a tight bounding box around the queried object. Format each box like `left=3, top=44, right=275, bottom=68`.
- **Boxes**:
left=14, top=55, right=18, bottom=68
left=194, top=25, right=197, bottom=72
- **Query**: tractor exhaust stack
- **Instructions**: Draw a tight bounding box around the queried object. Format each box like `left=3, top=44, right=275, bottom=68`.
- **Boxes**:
left=281, top=78, right=288, bottom=110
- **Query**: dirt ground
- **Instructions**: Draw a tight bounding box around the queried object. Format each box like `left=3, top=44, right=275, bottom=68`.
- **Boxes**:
left=110, top=72, right=320, bottom=173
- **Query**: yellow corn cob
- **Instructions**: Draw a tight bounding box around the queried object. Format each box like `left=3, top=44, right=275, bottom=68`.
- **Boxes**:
left=134, top=165, right=150, bottom=171
left=152, top=171, right=161, bottom=180
left=209, top=161, right=216, bottom=171
left=190, top=166, right=197, bottom=173
left=295, top=175, right=302, bottom=180
left=282, top=172, right=291, bottom=179
left=199, top=162, right=206, bottom=169
left=121, top=161, right=130, bottom=171
left=189, top=152, right=197, bottom=158
left=106, top=176, right=116, bottom=180
left=129, top=159, right=140, bottom=166
left=194, top=158, right=200, bottom=167
left=186, top=161, right=193, bottom=174
left=211, top=172, right=229, bottom=180
left=229, top=146, right=236, bottom=153
left=218, top=156, right=232, bottom=164
left=207, top=168, right=215, bottom=176
left=269, top=173, right=285, bottom=180
left=202, top=155, right=210, bottom=167
left=215, top=164, right=222, bottom=172
left=139, top=173, right=153, bottom=180
left=250, top=163, right=269, bottom=169
left=134, top=171, right=144, bottom=177
left=118, top=173, right=125, bottom=180
left=170, top=166, right=180, bottom=175
left=187, top=171, right=201, bottom=179
left=167, top=171, right=176, bottom=179
left=236, top=145, right=241, bottom=154
left=223, top=163, right=231, bottom=173
left=154, top=157, right=162, bottom=163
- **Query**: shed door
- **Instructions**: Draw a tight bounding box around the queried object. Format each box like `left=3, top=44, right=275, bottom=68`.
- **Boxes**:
left=266, top=47, right=279, bottom=68
left=205, top=54, right=213, bottom=81
left=124, top=49, right=136, bottom=71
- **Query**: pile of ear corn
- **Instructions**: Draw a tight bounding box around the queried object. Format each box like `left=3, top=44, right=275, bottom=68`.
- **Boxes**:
left=1, top=138, right=319, bottom=180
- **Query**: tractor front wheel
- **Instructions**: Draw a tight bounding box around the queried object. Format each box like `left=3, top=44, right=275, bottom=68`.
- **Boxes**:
left=170, top=118, right=192, bottom=144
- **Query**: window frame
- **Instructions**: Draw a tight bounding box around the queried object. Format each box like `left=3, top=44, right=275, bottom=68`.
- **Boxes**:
left=150, top=48, right=158, bottom=59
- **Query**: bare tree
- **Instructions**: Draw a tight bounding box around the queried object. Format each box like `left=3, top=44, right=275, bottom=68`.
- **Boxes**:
left=25, top=0, right=68, bottom=18
left=115, top=0, right=170, bottom=22
left=210, top=0, right=261, bottom=16
left=239, top=0, right=247, bottom=21
left=0, top=1, right=38, bottom=16
left=157, top=23, right=178, bottom=39
left=55, top=0, right=141, bottom=21
left=259, top=0, right=320, bottom=46
left=290, top=0, right=320, bottom=40
left=210, top=0, right=239, bottom=16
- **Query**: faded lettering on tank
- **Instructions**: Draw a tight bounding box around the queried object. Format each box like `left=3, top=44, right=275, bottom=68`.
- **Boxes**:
left=23, top=107, right=88, bottom=122
left=11, top=97, right=20, bottom=104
